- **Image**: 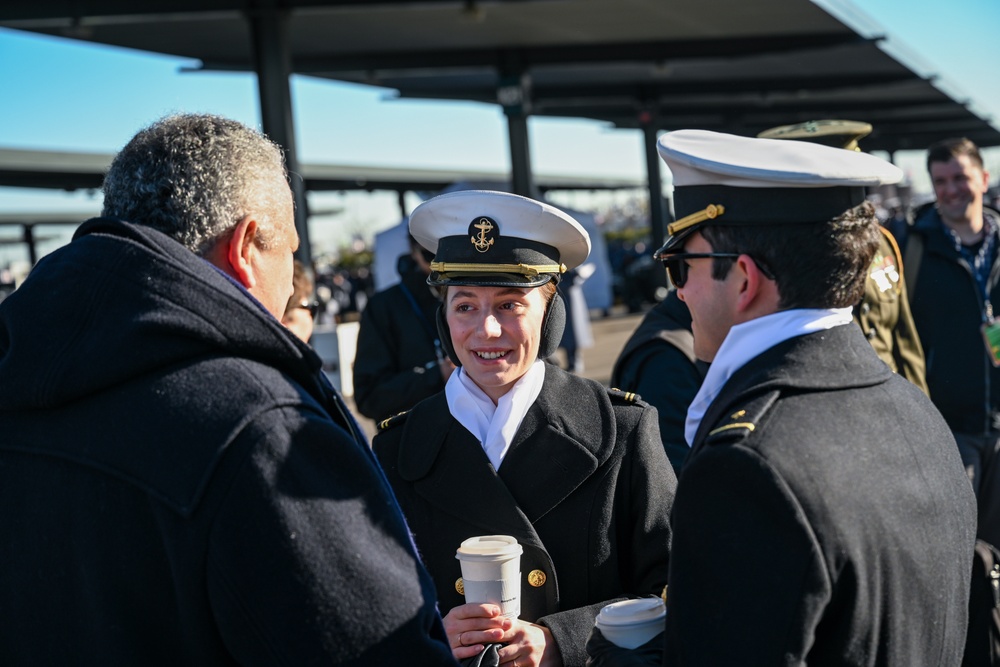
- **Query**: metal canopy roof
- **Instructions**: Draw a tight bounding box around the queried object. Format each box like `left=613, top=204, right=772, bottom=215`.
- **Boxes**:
left=0, top=147, right=643, bottom=193
left=3, top=0, right=997, bottom=152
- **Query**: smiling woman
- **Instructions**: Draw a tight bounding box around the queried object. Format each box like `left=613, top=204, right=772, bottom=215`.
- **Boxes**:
left=443, top=284, right=550, bottom=403
left=371, top=190, right=677, bottom=667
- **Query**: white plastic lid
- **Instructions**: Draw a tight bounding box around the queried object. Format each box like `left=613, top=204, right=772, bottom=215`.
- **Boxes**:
left=596, top=598, right=666, bottom=627
left=456, top=535, right=523, bottom=560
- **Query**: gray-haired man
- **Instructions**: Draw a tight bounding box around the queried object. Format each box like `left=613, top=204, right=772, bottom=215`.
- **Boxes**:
left=0, top=114, right=457, bottom=665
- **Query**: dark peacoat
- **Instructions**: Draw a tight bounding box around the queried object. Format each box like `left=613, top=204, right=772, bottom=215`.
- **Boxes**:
left=374, top=364, right=677, bottom=667
left=663, top=323, right=977, bottom=666
left=0, top=218, right=457, bottom=666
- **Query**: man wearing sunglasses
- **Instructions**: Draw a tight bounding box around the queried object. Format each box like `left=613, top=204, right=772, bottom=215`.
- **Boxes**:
left=591, top=130, right=977, bottom=666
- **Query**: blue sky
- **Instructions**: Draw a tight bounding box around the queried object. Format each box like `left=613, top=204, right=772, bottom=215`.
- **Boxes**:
left=1, top=0, right=998, bottom=261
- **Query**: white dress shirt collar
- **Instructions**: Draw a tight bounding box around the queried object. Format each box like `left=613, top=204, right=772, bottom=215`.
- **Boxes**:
left=685, top=307, right=854, bottom=446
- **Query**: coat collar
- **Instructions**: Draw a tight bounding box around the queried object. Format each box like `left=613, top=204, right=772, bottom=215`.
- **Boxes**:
left=692, top=324, right=891, bottom=448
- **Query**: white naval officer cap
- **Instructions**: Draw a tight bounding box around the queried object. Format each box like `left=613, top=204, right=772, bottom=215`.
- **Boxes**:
left=408, top=190, right=591, bottom=288
left=653, top=129, right=903, bottom=257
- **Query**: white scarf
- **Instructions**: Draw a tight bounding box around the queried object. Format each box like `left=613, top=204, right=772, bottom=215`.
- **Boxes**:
left=445, top=360, right=547, bottom=471
left=685, top=307, right=854, bottom=446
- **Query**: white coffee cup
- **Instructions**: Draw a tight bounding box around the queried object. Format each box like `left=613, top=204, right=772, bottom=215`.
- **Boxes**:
left=456, top=535, right=523, bottom=618
left=594, top=598, right=667, bottom=649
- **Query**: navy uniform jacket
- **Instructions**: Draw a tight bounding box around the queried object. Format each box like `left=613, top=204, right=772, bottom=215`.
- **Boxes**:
left=374, top=364, right=676, bottom=667
left=663, top=323, right=977, bottom=666
left=0, top=218, right=457, bottom=666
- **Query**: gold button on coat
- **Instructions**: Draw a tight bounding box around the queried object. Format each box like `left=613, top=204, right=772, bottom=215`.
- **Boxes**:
left=528, top=569, right=547, bottom=587
left=455, top=578, right=464, bottom=595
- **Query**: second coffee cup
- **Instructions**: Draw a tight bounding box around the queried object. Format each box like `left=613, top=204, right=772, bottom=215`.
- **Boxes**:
left=594, top=597, right=667, bottom=649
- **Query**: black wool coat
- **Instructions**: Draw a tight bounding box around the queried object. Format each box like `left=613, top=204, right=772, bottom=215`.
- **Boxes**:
left=374, top=364, right=677, bottom=667
left=0, top=218, right=457, bottom=666
left=663, top=324, right=977, bottom=667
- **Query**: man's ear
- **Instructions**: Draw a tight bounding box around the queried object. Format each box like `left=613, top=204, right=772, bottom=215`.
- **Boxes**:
left=226, top=216, right=259, bottom=289
left=734, top=254, right=763, bottom=313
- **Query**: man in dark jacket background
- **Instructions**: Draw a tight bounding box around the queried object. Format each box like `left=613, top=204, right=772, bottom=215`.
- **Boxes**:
left=0, top=114, right=458, bottom=665
left=905, top=137, right=1000, bottom=547
left=609, top=290, right=702, bottom=476
left=354, top=234, right=455, bottom=422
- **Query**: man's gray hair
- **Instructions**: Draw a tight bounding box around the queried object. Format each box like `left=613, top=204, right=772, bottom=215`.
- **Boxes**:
left=101, top=113, right=290, bottom=255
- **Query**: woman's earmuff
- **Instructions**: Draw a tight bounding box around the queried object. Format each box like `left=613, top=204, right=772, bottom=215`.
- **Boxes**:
left=435, top=305, right=462, bottom=367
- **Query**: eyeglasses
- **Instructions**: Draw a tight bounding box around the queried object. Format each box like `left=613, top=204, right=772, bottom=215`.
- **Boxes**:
left=661, top=253, right=774, bottom=288
left=660, top=253, right=740, bottom=288
left=295, top=300, right=320, bottom=319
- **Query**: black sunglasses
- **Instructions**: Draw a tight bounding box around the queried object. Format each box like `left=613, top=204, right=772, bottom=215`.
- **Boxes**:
left=295, top=300, right=320, bottom=319
left=661, top=252, right=775, bottom=288
left=660, top=253, right=740, bottom=288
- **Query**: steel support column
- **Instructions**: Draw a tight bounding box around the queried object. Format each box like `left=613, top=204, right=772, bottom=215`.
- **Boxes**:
left=248, top=4, right=312, bottom=264
left=23, top=224, right=37, bottom=266
left=397, top=190, right=408, bottom=219
left=641, top=112, right=668, bottom=289
left=498, top=58, right=537, bottom=199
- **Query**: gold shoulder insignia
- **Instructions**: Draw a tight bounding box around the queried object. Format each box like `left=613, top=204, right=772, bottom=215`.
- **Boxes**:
left=608, top=387, right=641, bottom=404
left=704, top=393, right=779, bottom=444
left=707, top=408, right=756, bottom=437
left=377, top=411, right=410, bottom=432
left=707, top=421, right=756, bottom=437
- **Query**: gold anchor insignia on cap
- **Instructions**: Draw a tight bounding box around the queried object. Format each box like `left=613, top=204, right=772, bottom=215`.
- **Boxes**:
left=455, top=578, right=465, bottom=595
left=528, top=570, right=546, bottom=587
left=470, top=216, right=497, bottom=253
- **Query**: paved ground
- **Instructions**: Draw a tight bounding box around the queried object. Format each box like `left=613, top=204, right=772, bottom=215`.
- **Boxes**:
left=576, top=310, right=646, bottom=387
left=346, top=309, right=646, bottom=440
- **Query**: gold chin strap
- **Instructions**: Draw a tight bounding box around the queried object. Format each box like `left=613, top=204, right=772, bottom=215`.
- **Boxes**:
left=666, top=204, right=725, bottom=237
left=430, top=262, right=566, bottom=278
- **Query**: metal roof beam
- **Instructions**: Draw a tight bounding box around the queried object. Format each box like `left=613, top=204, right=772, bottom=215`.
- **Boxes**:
left=0, top=0, right=480, bottom=22
left=191, top=33, right=876, bottom=74
left=389, top=72, right=925, bottom=106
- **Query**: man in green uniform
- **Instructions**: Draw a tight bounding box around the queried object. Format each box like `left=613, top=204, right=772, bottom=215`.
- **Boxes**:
left=759, top=119, right=927, bottom=393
